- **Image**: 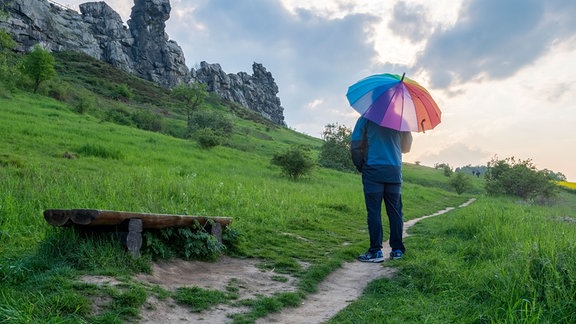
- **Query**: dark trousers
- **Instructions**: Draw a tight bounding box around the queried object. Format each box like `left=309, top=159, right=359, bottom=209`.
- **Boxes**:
left=362, top=177, right=405, bottom=253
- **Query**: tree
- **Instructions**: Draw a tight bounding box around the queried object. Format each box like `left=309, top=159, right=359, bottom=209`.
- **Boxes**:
left=318, top=123, right=355, bottom=172
left=21, top=44, right=56, bottom=93
left=172, top=82, right=208, bottom=130
left=434, top=162, right=453, bottom=177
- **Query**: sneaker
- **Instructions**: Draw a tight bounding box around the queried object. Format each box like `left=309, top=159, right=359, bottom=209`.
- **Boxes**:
left=358, top=250, right=384, bottom=263
left=390, top=250, right=403, bottom=260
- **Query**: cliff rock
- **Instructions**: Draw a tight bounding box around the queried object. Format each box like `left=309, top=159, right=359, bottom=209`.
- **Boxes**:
left=192, top=62, right=284, bottom=125
left=0, top=0, right=285, bottom=125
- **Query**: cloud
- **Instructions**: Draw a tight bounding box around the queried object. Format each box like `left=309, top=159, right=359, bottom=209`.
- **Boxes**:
left=388, top=1, right=432, bottom=43
left=411, top=142, right=492, bottom=167
left=416, top=0, right=576, bottom=89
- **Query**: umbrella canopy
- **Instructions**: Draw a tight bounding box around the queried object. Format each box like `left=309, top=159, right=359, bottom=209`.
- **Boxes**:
left=346, top=73, right=441, bottom=132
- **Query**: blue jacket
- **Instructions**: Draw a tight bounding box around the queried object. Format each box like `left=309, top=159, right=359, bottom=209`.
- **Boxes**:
left=350, top=117, right=403, bottom=183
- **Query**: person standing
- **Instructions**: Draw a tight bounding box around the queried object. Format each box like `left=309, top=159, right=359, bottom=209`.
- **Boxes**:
left=350, top=116, right=412, bottom=262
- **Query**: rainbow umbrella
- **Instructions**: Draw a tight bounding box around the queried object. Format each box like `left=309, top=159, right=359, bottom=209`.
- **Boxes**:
left=346, top=73, right=441, bottom=132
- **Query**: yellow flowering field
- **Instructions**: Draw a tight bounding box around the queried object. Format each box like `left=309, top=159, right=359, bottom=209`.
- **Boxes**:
left=558, top=181, right=576, bottom=191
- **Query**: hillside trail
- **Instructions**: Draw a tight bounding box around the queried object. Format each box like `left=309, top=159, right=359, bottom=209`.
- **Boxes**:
left=82, top=198, right=475, bottom=323
left=257, top=198, right=476, bottom=324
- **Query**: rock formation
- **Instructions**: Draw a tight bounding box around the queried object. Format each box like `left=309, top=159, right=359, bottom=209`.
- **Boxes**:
left=0, top=0, right=285, bottom=125
left=1, top=0, right=189, bottom=88
left=192, top=62, right=284, bottom=125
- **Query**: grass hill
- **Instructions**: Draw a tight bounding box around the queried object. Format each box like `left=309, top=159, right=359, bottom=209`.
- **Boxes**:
left=1, top=51, right=575, bottom=323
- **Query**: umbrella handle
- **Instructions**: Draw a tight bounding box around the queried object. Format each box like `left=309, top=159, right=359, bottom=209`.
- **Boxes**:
left=401, top=73, right=405, bottom=82
left=421, top=119, right=426, bottom=133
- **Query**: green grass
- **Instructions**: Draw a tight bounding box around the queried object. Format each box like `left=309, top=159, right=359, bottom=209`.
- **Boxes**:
left=329, top=193, right=576, bottom=323
left=2, top=51, right=574, bottom=323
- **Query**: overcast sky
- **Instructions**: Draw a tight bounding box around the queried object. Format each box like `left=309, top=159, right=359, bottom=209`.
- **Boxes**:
left=64, top=0, right=576, bottom=181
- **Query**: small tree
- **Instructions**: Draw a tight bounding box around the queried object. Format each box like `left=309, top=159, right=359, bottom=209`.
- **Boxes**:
left=271, top=145, right=315, bottom=180
left=172, top=82, right=208, bottom=130
left=21, top=44, right=56, bottom=93
left=318, top=123, right=355, bottom=172
left=435, top=162, right=453, bottom=177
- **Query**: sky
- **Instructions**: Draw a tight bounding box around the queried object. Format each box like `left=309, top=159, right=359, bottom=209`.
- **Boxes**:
left=63, top=0, right=576, bottom=181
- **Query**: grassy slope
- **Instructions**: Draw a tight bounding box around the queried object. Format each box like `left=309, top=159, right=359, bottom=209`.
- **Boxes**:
left=10, top=51, right=573, bottom=322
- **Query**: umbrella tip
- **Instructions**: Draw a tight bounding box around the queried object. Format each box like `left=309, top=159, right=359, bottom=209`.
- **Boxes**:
left=401, top=73, right=405, bottom=81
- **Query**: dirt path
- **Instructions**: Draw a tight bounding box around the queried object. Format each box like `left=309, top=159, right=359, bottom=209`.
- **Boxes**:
left=82, top=198, right=475, bottom=323
left=257, top=198, right=476, bottom=324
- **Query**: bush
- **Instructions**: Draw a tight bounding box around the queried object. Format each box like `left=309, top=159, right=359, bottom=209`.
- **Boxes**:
left=131, top=109, right=165, bottom=132
left=113, top=83, right=134, bottom=101
left=484, top=156, right=558, bottom=203
left=449, top=172, right=472, bottom=195
left=189, top=109, right=234, bottom=137
left=195, top=128, right=223, bottom=149
left=0, top=30, right=19, bottom=94
left=104, top=107, right=134, bottom=126
left=271, top=145, right=315, bottom=180
left=75, top=93, right=95, bottom=114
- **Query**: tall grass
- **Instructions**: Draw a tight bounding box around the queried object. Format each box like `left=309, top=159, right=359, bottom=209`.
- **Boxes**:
left=330, top=194, right=576, bottom=322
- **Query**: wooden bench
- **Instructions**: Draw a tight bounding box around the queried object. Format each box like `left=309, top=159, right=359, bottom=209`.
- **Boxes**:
left=44, top=209, right=233, bottom=257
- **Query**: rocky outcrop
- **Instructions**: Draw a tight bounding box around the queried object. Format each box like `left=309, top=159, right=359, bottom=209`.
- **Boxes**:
left=1, top=0, right=189, bottom=88
left=126, top=0, right=189, bottom=87
left=0, top=0, right=285, bottom=125
left=192, top=62, right=285, bottom=125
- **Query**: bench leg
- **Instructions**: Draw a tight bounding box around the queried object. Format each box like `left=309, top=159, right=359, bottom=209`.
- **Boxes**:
left=120, top=218, right=142, bottom=258
left=210, top=222, right=223, bottom=243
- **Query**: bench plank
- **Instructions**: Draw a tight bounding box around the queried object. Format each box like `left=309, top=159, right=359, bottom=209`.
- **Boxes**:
left=44, top=209, right=233, bottom=229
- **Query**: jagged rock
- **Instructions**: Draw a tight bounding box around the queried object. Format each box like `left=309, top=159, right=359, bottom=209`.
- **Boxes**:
left=192, top=62, right=285, bottom=125
left=1, top=0, right=188, bottom=87
left=0, top=0, right=285, bottom=125
left=127, top=0, right=189, bottom=87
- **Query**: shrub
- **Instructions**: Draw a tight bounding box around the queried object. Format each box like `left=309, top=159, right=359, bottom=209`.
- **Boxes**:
left=113, top=83, right=134, bottom=101
left=484, top=156, right=558, bottom=203
left=0, top=30, right=18, bottom=94
left=75, top=93, right=95, bottom=114
left=449, top=172, right=472, bottom=195
left=271, top=145, right=315, bottom=180
left=189, top=109, right=234, bottom=137
left=131, top=109, right=165, bottom=132
left=195, top=127, right=223, bottom=149
left=104, top=107, right=134, bottom=126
